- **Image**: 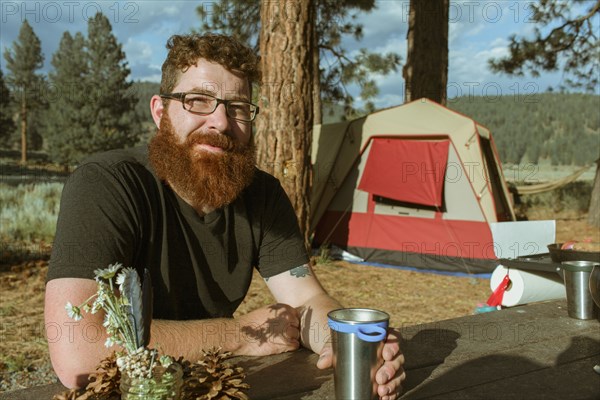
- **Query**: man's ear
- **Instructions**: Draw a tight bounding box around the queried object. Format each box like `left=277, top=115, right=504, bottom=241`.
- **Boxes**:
left=150, top=95, right=164, bottom=129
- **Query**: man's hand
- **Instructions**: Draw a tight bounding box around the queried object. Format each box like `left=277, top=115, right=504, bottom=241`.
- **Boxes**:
left=235, top=303, right=300, bottom=356
left=317, top=329, right=406, bottom=400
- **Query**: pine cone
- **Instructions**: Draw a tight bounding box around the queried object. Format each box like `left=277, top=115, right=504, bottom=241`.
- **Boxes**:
left=52, top=352, right=121, bottom=400
left=52, top=388, right=80, bottom=400
left=182, top=348, right=250, bottom=400
left=84, top=352, right=121, bottom=398
left=53, top=348, right=250, bottom=400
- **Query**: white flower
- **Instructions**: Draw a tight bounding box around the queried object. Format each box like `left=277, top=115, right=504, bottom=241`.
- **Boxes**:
left=103, top=313, right=119, bottom=330
left=115, top=270, right=127, bottom=286
left=65, top=302, right=83, bottom=321
left=94, top=263, right=122, bottom=280
left=160, top=355, right=173, bottom=367
left=103, top=314, right=111, bottom=328
left=116, top=267, right=139, bottom=291
left=91, top=300, right=103, bottom=314
left=105, top=337, right=115, bottom=348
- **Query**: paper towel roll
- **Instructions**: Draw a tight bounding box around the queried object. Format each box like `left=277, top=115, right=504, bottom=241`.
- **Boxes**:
left=489, top=265, right=566, bottom=307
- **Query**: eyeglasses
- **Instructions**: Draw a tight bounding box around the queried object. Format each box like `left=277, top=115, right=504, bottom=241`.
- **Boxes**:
left=160, top=92, right=259, bottom=122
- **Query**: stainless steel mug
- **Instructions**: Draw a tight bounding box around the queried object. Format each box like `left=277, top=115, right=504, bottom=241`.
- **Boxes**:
left=328, top=308, right=389, bottom=400
left=561, top=261, right=599, bottom=320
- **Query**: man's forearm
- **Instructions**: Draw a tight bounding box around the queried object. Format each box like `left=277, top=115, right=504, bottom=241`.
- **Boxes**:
left=150, top=318, right=245, bottom=361
left=297, top=293, right=343, bottom=354
left=150, top=303, right=303, bottom=361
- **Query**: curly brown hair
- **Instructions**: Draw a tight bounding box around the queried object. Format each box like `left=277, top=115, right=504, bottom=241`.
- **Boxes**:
left=160, top=33, right=260, bottom=93
left=160, top=33, right=260, bottom=96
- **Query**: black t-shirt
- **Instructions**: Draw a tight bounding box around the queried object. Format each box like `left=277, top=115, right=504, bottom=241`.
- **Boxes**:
left=47, top=146, right=308, bottom=320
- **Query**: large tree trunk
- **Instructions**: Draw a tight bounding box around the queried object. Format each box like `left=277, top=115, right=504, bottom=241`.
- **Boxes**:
left=20, top=97, right=27, bottom=164
left=588, top=159, right=600, bottom=227
left=403, top=0, right=449, bottom=105
left=256, top=0, right=316, bottom=249
left=312, top=16, right=322, bottom=126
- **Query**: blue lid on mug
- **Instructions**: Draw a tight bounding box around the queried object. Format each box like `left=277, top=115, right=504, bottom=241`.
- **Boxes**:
left=328, top=308, right=389, bottom=343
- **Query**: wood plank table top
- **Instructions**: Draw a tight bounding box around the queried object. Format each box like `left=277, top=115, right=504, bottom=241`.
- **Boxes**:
left=2, top=299, right=599, bottom=399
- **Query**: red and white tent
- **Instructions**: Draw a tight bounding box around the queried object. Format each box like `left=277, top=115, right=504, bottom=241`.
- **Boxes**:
left=310, top=99, right=516, bottom=274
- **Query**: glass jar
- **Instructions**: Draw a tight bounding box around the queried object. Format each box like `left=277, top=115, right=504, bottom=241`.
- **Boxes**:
left=120, top=362, right=183, bottom=400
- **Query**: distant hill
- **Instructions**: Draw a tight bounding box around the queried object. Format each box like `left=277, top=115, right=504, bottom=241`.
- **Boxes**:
left=132, top=81, right=160, bottom=120
left=448, top=93, right=600, bottom=166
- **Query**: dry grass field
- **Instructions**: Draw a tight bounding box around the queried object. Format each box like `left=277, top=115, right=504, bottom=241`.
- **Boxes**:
left=1, top=208, right=598, bottom=392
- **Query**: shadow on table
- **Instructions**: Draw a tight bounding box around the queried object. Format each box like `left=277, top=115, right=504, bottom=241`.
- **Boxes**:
left=237, top=350, right=330, bottom=400
left=400, top=328, right=461, bottom=392
left=401, top=335, right=600, bottom=399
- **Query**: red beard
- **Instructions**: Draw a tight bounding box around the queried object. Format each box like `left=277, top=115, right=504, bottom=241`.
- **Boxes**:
left=148, top=114, right=256, bottom=211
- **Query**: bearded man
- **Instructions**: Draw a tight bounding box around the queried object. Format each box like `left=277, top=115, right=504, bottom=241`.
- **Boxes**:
left=45, top=33, right=405, bottom=399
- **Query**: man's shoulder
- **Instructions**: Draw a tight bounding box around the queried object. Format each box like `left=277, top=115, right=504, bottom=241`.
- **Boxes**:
left=80, top=145, right=149, bottom=170
left=240, top=168, right=290, bottom=210
left=251, top=168, right=282, bottom=187
left=66, top=145, right=154, bottom=189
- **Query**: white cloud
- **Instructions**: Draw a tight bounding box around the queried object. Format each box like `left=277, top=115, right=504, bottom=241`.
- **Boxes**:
left=360, top=1, right=410, bottom=38
left=136, top=71, right=162, bottom=83
left=124, top=38, right=153, bottom=62
left=489, top=37, right=508, bottom=48
left=159, top=5, right=180, bottom=17
left=372, top=93, right=405, bottom=109
left=341, top=1, right=408, bottom=53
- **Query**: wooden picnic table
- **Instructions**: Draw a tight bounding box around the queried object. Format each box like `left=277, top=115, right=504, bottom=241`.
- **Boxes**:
left=1, top=299, right=598, bottom=399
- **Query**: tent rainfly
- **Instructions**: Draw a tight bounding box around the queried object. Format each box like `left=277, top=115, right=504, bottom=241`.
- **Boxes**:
left=310, top=98, right=516, bottom=274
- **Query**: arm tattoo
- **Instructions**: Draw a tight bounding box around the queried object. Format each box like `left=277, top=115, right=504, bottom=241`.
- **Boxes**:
left=290, top=264, right=311, bottom=278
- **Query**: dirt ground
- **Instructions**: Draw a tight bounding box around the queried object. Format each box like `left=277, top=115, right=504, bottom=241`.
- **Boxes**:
left=237, top=213, right=600, bottom=327
left=0, top=211, right=598, bottom=390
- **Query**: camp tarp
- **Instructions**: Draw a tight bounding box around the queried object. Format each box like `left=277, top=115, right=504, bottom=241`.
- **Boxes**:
left=310, top=99, right=516, bottom=274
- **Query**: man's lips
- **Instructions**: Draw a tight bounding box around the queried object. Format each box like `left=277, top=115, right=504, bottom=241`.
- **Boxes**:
left=188, top=132, right=234, bottom=154
left=194, top=143, right=225, bottom=153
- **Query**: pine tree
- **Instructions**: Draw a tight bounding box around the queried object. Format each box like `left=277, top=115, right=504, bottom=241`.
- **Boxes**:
left=256, top=0, right=317, bottom=249
left=489, top=0, right=600, bottom=92
left=403, top=0, right=449, bottom=105
left=44, top=32, right=89, bottom=165
left=83, top=13, right=139, bottom=155
left=0, top=69, right=16, bottom=147
left=3, top=20, right=44, bottom=163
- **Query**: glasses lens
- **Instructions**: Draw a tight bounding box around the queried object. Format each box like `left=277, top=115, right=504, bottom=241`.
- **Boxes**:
left=227, top=101, right=256, bottom=122
left=183, top=93, right=216, bottom=114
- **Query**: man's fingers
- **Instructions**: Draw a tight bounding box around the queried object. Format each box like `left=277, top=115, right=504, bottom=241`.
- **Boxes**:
left=377, top=329, right=405, bottom=398
left=284, top=323, right=300, bottom=342
left=376, top=363, right=394, bottom=385
left=383, top=330, right=401, bottom=360
left=377, top=366, right=406, bottom=399
left=383, top=342, right=400, bottom=360
left=316, top=346, right=333, bottom=369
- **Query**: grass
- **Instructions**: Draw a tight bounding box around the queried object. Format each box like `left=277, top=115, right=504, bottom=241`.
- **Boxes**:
left=513, top=180, right=593, bottom=220
left=0, top=182, right=63, bottom=243
left=3, top=355, right=29, bottom=374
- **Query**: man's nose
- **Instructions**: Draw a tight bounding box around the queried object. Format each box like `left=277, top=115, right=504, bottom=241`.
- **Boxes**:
left=204, top=103, right=230, bottom=133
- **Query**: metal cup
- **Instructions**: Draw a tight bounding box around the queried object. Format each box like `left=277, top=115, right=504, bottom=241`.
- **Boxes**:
left=328, top=308, right=389, bottom=400
left=561, top=261, right=599, bottom=320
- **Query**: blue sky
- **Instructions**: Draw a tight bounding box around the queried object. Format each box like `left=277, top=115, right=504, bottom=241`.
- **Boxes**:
left=1, top=0, right=597, bottom=109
